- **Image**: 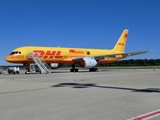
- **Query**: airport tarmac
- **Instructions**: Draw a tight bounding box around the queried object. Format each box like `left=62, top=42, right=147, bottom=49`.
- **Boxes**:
left=0, top=69, right=160, bottom=120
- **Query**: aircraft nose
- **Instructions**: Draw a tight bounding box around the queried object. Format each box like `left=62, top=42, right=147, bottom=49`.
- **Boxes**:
left=5, top=55, right=12, bottom=62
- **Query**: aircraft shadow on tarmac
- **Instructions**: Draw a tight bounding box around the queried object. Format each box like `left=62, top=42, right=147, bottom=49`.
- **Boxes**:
left=52, top=83, right=160, bottom=93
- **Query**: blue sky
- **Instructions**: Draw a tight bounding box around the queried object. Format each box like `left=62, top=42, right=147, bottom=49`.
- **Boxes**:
left=0, top=0, right=160, bottom=65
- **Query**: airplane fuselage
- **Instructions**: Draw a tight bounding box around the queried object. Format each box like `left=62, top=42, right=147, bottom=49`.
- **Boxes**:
left=6, top=46, right=124, bottom=65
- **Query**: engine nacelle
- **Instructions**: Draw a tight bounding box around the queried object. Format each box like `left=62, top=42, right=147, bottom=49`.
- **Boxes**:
left=50, top=63, right=62, bottom=69
left=80, top=57, right=97, bottom=68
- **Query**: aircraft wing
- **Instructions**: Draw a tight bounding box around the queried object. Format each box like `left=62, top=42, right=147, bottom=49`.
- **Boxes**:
left=94, top=50, right=152, bottom=60
left=73, top=50, right=152, bottom=61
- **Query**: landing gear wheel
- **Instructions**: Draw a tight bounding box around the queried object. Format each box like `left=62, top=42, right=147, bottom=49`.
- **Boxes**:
left=75, top=68, right=78, bottom=72
left=70, top=68, right=79, bottom=72
left=89, top=68, right=98, bottom=72
left=70, top=64, right=79, bottom=72
left=70, top=69, right=73, bottom=72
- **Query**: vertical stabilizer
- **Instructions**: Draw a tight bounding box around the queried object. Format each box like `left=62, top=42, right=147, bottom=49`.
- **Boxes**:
left=112, top=29, right=128, bottom=52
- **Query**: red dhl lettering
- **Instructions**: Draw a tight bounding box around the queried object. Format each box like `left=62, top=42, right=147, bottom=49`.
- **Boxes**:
left=69, top=49, right=85, bottom=54
left=118, top=43, right=124, bottom=46
left=55, top=51, right=63, bottom=58
left=44, top=51, right=56, bottom=58
left=33, top=50, right=45, bottom=58
left=33, top=50, right=63, bottom=58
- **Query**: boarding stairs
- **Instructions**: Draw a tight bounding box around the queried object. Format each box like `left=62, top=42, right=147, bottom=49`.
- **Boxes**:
left=0, top=67, right=5, bottom=74
left=28, top=52, right=51, bottom=74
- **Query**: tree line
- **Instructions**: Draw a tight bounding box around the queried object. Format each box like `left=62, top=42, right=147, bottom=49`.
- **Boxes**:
left=99, top=59, right=160, bottom=66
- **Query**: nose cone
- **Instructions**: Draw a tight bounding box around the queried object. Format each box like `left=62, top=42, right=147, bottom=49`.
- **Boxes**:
left=5, top=54, right=25, bottom=64
left=5, top=55, right=12, bottom=63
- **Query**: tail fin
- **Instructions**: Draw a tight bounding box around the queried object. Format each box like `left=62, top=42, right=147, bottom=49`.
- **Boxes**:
left=112, top=29, right=128, bottom=52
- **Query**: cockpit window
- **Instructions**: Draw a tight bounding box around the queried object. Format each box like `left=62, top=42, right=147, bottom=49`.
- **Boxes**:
left=9, top=51, right=21, bottom=55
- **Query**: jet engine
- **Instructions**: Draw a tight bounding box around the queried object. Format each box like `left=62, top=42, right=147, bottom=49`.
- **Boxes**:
left=80, top=57, right=97, bottom=68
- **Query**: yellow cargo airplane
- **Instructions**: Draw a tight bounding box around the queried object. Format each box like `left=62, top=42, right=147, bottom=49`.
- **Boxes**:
left=5, top=29, right=150, bottom=72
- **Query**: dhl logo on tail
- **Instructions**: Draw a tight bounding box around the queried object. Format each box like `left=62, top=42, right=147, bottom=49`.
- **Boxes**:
left=124, top=33, right=128, bottom=38
left=113, top=30, right=128, bottom=52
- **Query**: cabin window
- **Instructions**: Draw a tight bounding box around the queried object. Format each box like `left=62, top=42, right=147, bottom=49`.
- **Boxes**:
left=9, top=52, right=16, bottom=55
left=9, top=51, right=21, bottom=55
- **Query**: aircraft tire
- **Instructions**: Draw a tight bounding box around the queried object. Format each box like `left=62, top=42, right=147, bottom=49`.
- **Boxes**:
left=95, top=68, right=98, bottom=72
left=70, top=69, right=73, bottom=72
left=89, top=68, right=91, bottom=72
left=16, top=71, right=19, bottom=74
left=89, top=68, right=98, bottom=72
left=70, top=68, right=78, bottom=72
left=75, top=68, right=78, bottom=72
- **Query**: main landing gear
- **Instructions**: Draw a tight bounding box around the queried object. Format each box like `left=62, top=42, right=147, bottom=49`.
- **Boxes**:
left=89, top=67, right=98, bottom=72
left=70, top=65, right=79, bottom=72
left=70, top=65, right=98, bottom=72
